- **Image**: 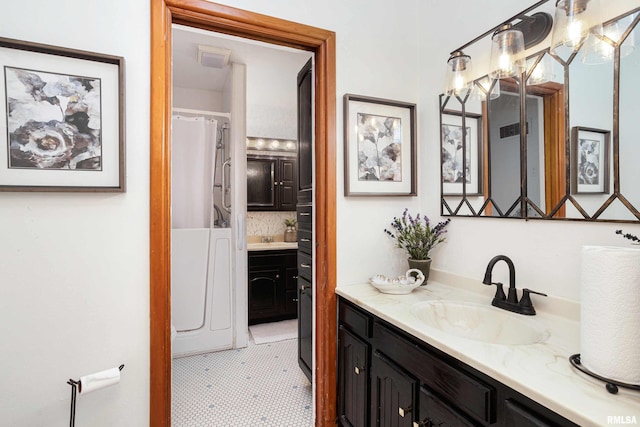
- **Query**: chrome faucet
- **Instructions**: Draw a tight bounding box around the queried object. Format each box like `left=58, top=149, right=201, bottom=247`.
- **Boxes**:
left=482, top=255, right=547, bottom=315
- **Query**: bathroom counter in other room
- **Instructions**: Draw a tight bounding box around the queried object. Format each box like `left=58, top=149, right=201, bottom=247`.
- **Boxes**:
left=336, top=270, right=640, bottom=427
left=247, top=242, right=298, bottom=251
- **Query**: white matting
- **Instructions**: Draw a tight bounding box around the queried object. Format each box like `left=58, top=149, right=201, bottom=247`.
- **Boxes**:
left=249, top=319, right=298, bottom=345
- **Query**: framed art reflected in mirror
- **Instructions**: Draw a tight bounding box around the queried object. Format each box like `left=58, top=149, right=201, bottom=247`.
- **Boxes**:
left=571, top=126, right=610, bottom=195
left=441, top=111, right=483, bottom=196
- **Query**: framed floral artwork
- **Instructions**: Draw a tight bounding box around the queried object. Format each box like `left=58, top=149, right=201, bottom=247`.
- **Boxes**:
left=571, top=126, right=610, bottom=195
left=440, top=111, right=482, bottom=196
left=343, top=94, right=416, bottom=196
left=0, top=37, right=125, bottom=192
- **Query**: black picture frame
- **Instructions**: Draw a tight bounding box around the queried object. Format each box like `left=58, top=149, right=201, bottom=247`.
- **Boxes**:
left=343, top=93, right=417, bottom=196
left=0, top=37, right=125, bottom=192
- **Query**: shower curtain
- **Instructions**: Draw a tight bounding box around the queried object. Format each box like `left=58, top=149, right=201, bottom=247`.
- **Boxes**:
left=171, top=116, right=218, bottom=228
left=171, top=115, right=218, bottom=333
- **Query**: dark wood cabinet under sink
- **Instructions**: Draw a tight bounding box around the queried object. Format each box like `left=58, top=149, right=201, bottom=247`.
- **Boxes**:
left=337, top=297, right=579, bottom=427
left=248, top=249, right=297, bottom=325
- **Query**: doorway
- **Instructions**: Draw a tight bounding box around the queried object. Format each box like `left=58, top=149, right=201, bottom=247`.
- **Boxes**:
left=150, top=1, right=336, bottom=426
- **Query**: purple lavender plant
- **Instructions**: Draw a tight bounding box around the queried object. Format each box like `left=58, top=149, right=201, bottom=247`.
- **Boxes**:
left=616, top=229, right=640, bottom=244
left=384, top=209, right=451, bottom=260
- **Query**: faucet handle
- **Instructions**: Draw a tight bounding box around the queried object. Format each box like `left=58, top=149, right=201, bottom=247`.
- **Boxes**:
left=485, top=282, right=507, bottom=301
left=519, top=288, right=547, bottom=315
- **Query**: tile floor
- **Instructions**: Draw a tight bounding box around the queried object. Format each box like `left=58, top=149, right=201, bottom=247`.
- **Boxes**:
left=172, top=338, right=312, bottom=426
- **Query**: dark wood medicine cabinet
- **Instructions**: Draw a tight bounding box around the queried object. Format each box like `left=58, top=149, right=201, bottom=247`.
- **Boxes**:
left=247, top=153, right=297, bottom=211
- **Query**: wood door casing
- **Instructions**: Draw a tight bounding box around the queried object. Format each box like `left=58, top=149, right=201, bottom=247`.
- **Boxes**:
left=481, top=81, right=564, bottom=217
left=150, top=1, right=336, bottom=426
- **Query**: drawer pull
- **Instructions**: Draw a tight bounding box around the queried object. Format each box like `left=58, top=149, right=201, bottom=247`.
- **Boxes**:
left=300, top=263, right=311, bottom=269
left=300, top=238, right=311, bottom=242
left=354, top=366, right=364, bottom=375
left=398, top=406, right=411, bottom=418
left=299, top=212, right=311, bottom=216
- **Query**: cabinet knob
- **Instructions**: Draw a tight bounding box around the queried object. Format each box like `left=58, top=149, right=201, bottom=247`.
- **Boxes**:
left=354, top=366, right=364, bottom=375
left=398, top=406, right=411, bottom=418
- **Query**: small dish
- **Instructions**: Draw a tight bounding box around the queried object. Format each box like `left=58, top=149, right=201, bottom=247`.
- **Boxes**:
left=368, top=268, right=425, bottom=294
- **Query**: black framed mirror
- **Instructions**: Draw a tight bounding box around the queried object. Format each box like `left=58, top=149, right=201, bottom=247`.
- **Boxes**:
left=440, top=4, right=640, bottom=223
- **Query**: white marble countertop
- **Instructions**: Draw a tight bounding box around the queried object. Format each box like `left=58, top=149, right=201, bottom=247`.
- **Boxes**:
left=336, top=270, right=640, bottom=427
left=247, top=242, right=298, bottom=251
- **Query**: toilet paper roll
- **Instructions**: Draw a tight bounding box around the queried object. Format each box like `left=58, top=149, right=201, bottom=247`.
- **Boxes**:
left=79, top=367, right=121, bottom=394
left=580, top=245, right=640, bottom=384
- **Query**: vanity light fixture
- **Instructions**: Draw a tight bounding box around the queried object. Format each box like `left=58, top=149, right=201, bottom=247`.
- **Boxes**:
left=528, top=53, right=557, bottom=84
left=471, top=76, right=501, bottom=101
left=444, top=1, right=553, bottom=99
left=581, top=18, right=636, bottom=64
left=246, top=137, right=297, bottom=152
left=444, top=50, right=474, bottom=97
left=550, top=0, right=604, bottom=52
left=489, top=24, right=526, bottom=79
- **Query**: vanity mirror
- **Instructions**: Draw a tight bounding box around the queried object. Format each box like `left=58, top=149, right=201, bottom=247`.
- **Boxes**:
left=440, top=1, right=640, bottom=223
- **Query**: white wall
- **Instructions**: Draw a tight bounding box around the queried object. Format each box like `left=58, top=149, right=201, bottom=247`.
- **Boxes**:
left=0, top=1, right=150, bottom=426
left=246, top=49, right=311, bottom=139
left=173, top=87, right=223, bottom=111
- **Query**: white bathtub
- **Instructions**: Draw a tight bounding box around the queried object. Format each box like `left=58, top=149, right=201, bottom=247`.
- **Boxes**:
left=171, top=227, right=233, bottom=357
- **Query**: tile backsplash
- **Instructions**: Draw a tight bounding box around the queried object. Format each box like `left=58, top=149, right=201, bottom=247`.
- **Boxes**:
left=247, top=211, right=297, bottom=239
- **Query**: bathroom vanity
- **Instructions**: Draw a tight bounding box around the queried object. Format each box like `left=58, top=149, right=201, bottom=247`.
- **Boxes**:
left=247, top=247, right=298, bottom=325
left=336, top=272, right=640, bottom=426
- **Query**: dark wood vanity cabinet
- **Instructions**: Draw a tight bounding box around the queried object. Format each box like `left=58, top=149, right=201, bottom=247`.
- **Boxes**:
left=246, top=156, right=297, bottom=211
left=337, top=297, right=579, bottom=427
left=248, top=250, right=297, bottom=325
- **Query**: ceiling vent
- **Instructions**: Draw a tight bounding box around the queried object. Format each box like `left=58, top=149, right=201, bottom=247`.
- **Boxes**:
left=197, top=45, right=231, bottom=69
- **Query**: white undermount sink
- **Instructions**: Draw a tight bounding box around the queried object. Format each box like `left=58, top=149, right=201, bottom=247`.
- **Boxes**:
left=411, top=300, right=549, bottom=345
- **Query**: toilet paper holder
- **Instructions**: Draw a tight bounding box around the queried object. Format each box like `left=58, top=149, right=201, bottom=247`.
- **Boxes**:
left=570, top=354, right=640, bottom=394
left=66, top=364, right=124, bottom=427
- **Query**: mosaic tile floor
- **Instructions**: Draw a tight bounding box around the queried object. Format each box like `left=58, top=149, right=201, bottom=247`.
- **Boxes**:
left=172, top=338, right=312, bottom=426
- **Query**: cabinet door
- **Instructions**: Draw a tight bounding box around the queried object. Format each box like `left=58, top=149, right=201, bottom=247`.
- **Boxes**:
left=297, top=58, right=313, bottom=192
left=504, top=399, right=561, bottom=427
left=416, top=386, right=478, bottom=427
left=278, top=158, right=297, bottom=211
left=248, top=267, right=280, bottom=324
left=247, top=158, right=275, bottom=210
left=338, top=326, right=369, bottom=427
left=370, top=351, right=417, bottom=427
left=298, top=276, right=312, bottom=381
